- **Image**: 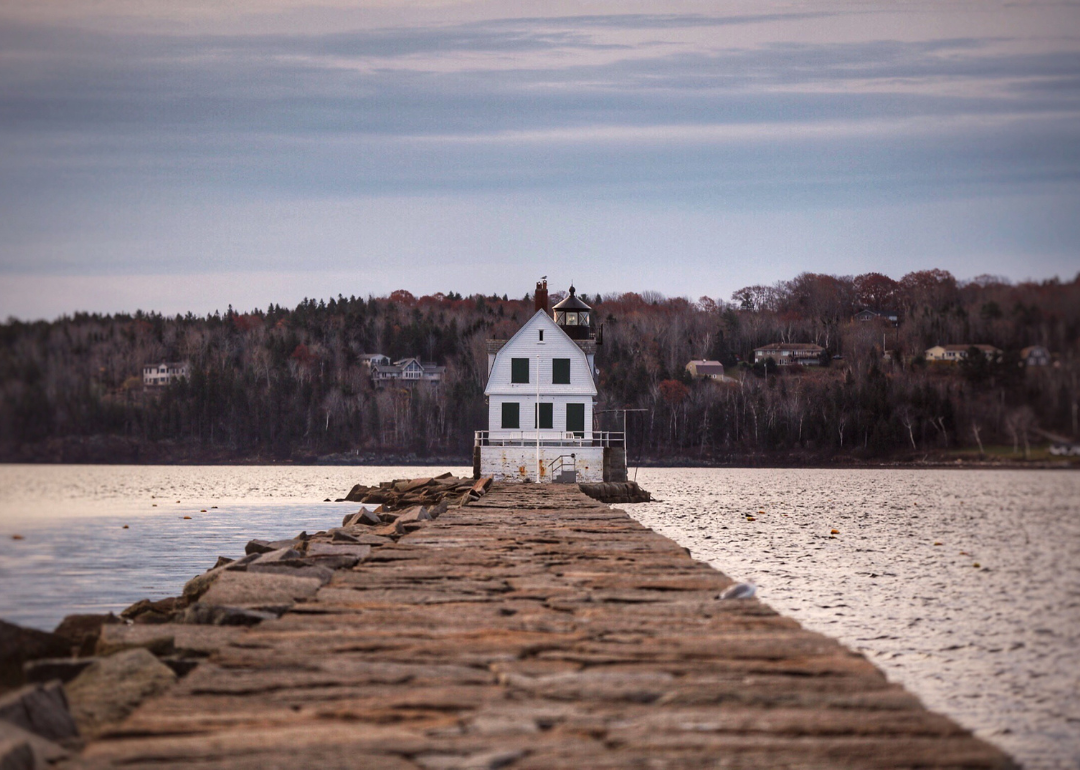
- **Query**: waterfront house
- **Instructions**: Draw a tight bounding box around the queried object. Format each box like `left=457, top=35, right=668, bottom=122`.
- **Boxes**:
left=1021, top=346, right=1051, bottom=366
left=853, top=309, right=900, bottom=325
left=753, top=343, right=825, bottom=367
left=476, top=281, right=623, bottom=484
left=370, top=357, right=445, bottom=384
left=685, top=360, right=726, bottom=380
left=141, top=361, right=189, bottom=387
left=359, top=354, right=390, bottom=368
left=925, top=344, right=1002, bottom=362
left=1049, top=442, right=1080, bottom=456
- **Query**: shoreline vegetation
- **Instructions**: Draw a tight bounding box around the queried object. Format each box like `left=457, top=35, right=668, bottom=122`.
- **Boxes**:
left=1, top=435, right=1075, bottom=470
left=2, top=270, right=1078, bottom=466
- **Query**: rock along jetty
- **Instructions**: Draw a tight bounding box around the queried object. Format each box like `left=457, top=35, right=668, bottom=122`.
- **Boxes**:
left=18, top=481, right=1014, bottom=769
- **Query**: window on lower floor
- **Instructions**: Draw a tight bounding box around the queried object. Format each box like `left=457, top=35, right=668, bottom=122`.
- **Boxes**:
left=534, top=402, right=553, bottom=429
left=566, top=403, right=585, bottom=436
left=501, top=402, right=520, bottom=429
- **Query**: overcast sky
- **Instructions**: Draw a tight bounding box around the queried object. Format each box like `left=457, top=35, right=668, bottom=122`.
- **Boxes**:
left=1, top=0, right=1078, bottom=319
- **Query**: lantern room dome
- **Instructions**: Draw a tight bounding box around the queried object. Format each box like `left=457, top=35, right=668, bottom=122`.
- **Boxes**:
left=552, top=285, right=593, bottom=340
left=552, top=285, right=591, bottom=312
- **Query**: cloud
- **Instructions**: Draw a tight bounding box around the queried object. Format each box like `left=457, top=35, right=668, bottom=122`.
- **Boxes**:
left=209, top=26, right=628, bottom=59
left=1, top=6, right=1078, bottom=303
left=3, top=29, right=1077, bottom=144
left=481, top=12, right=840, bottom=30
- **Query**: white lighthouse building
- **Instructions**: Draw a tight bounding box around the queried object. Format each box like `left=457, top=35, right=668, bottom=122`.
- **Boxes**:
left=474, top=281, right=626, bottom=483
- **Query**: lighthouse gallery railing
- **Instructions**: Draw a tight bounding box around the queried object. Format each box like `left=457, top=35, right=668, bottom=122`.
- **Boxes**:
left=474, top=431, right=624, bottom=448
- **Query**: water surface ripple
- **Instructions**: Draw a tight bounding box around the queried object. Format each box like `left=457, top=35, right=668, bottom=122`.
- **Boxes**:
left=1, top=465, right=1077, bottom=768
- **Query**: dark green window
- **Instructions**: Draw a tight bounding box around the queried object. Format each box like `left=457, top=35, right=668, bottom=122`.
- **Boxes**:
left=501, top=402, right=520, bottom=429
left=511, top=358, right=529, bottom=383
left=552, top=358, right=571, bottom=384
left=566, top=403, right=585, bottom=436
left=534, top=402, right=553, bottom=429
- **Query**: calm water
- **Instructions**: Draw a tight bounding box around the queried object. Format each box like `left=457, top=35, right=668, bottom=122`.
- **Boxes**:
left=1, top=465, right=1077, bottom=768
left=627, top=468, right=1080, bottom=770
left=0, top=465, right=470, bottom=627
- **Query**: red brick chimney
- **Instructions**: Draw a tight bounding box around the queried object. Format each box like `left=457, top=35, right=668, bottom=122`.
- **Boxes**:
left=534, top=279, right=549, bottom=314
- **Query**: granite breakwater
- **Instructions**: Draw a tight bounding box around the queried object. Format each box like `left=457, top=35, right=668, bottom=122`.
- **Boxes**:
left=1, top=478, right=1014, bottom=769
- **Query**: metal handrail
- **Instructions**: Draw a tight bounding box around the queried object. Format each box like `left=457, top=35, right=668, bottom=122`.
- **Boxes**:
left=474, top=430, right=624, bottom=448
left=547, top=454, right=577, bottom=478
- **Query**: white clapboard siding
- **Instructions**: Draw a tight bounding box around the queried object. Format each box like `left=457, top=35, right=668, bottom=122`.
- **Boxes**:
left=484, top=310, right=597, bottom=439
left=485, top=311, right=596, bottom=398
left=487, top=394, right=593, bottom=435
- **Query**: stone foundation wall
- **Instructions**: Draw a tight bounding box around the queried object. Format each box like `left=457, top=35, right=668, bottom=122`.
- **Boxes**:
left=479, top=445, right=604, bottom=483
left=602, top=447, right=627, bottom=482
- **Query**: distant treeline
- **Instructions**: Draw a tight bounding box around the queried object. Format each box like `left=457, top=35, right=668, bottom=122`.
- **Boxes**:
left=2, top=271, right=1078, bottom=464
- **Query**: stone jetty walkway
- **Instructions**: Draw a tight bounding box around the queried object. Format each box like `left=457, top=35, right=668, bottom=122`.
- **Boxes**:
left=80, top=484, right=1014, bottom=769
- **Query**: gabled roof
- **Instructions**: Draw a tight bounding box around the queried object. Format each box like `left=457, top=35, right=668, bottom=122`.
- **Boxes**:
left=485, top=310, right=596, bottom=397
left=940, top=344, right=1001, bottom=353
left=372, top=357, right=444, bottom=376
left=693, top=364, right=726, bottom=376
left=687, top=359, right=725, bottom=375
left=754, top=343, right=824, bottom=352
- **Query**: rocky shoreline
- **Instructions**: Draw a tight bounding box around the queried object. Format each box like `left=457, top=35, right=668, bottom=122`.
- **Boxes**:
left=2, top=477, right=1015, bottom=769
left=0, top=471, right=655, bottom=766
left=0, top=472, right=497, bottom=766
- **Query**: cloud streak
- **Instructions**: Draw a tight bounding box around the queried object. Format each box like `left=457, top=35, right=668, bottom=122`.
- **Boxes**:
left=3, top=27, right=1077, bottom=138
left=0, top=3, right=1078, bottom=316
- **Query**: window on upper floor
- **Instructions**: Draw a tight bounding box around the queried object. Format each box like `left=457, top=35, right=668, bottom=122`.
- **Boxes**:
left=539, top=329, right=544, bottom=342
left=552, top=358, right=571, bottom=384
left=511, top=358, right=529, bottom=383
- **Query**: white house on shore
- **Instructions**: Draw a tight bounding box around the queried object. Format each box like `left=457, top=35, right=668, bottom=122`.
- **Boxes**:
left=142, top=361, right=189, bottom=387
left=475, top=281, right=624, bottom=484
left=925, top=344, right=1002, bottom=362
left=370, top=357, right=445, bottom=385
left=358, top=354, right=390, bottom=368
left=753, top=343, right=825, bottom=367
left=1020, top=345, right=1051, bottom=366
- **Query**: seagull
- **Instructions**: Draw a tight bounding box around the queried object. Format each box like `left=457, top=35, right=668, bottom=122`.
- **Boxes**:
left=719, top=582, right=757, bottom=600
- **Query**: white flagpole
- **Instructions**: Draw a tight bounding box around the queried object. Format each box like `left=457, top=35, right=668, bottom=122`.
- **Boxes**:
left=535, top=353, right=541, bottom=482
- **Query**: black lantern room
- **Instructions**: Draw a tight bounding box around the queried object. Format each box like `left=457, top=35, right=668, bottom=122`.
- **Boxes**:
left=552, top=285, right=592, bottom=340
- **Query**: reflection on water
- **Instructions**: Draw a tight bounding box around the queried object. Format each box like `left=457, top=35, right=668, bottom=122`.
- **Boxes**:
left=1, top=465, right=1077, bottom=769
left=627, top=468, right=1080, bottom=770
